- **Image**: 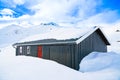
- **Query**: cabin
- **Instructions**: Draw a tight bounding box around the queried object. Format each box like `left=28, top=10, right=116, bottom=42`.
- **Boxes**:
left=13, top=26, right=110, bottom=70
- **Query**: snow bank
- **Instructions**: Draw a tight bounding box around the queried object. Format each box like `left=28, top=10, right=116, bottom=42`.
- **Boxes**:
left=80, top=52, right=120, bottom=80
left=0, top=45, right=15, bottom=57
left=0, top=56, right=82, bottom=80
left=80, top=52, right=120, bottom=72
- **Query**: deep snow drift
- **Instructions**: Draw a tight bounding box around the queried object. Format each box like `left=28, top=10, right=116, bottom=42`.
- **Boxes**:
left=80, top=52, right=120, bottom=72
left=0, top=46, right=120, bottom=80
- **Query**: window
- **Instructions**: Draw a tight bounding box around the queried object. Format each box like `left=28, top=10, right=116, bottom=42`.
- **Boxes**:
left=20, top=46, right=22, bottom=54
left=27, top=46, right=31, bottom=54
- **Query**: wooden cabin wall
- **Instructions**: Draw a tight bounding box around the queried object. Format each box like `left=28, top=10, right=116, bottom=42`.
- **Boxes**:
left=30, top=45, right=38, bottom=57
left=42, top=44, right=76, bottom=69
left=16, top=45, right=38, bottom=57
left=16, top=46, right=27, bottom=56
left=77, top=31, right=107, bottom=69
left=16, top=46, right=20, bottom=56
left=93, top=31, right=107, bottom=52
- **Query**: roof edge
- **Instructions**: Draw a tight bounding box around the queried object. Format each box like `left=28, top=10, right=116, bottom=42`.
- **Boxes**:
left=13, top=41, right=76, bottom=47
left=13, top=26, right=110, bottom=47
left=97, top=27, right=111, bottom=45
left=76, top=26, right=110, bottom=45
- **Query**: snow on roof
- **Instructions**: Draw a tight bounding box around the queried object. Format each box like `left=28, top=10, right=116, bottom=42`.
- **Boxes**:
left=20, top=27, right=94, bottom=42
left=76, top=26, right=110, bottom=45
left=14, top=26, right=110, bottom=46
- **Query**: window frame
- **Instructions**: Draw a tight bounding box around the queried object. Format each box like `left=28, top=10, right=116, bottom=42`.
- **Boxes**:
left=27, top=46, right=31, bottom=54
left=19, top=46, right=22, bottom=54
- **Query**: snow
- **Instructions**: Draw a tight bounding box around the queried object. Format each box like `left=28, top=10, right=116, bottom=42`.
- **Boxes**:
left=0, top=23, right=120, bottom=80
left=0, top=46, right=120, bottom=80
left=80, top=52, right=120, bottom=80
left=0, top=24, right=58, bottom=48
left=0, top=56, right=80, bottom=80
left=20, top=27, right=92, bottom=42
left=80, top=52, right=120, bottom=72
left=0, top=46, right=82, bottom=80
left=0, top=46, right=15, bottom=57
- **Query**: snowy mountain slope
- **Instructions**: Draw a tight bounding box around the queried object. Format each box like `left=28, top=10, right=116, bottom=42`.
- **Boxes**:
left=0, top=23, right=59, bottom=48
left=0, top=24, right=24, bottom=47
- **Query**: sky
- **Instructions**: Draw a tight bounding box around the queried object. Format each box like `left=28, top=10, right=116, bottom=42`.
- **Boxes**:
left=0, top=0, right=120, bottom=26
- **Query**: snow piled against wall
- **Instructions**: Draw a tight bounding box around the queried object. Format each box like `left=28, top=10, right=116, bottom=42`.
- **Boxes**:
left=80, top=52, right=120, bottom=80
left=80, top=52, right=120, bottom=72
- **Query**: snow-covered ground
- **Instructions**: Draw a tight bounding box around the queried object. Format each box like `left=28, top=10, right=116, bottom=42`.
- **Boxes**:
left=0, top=23, right=120, bottom=80
left=0, top=46, right=120, bottom=80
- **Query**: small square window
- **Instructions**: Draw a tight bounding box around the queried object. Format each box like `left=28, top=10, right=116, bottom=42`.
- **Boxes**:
left=27, top=46, right=31, bottom=54
left=20, top=46, right=22, bottom=53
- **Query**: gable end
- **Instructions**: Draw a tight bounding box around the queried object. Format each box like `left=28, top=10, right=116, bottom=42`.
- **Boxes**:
left=96, top=29, right=110, bottom=45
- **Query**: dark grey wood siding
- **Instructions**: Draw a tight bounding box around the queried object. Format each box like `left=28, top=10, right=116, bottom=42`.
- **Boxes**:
left=93, top=31, right=107, bottom=52
left=76, top=31, right=107, bottom=70
left=29, top=46, right=38, bottom=57
left=42, top=44, right=76, bottom=69
left=16, top=46, right=20, bottom=55
left=16, top=45, right=38, bottom=57
left=16, top=46, right=27, bottom=56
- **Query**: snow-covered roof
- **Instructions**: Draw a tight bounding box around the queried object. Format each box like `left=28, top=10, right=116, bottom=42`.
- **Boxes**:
left=13, top=26, right=110, bottom=46
left=76, top=26, right=110, bottom=45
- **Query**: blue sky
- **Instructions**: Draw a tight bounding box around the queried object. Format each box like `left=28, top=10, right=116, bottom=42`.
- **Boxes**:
left=0, top=0, right=120, bottom=27
left=0, top=1, right=34, bottom=17
left=102, top=0, right=120, bottom=11
left=0, top=0, right=120, bottom=18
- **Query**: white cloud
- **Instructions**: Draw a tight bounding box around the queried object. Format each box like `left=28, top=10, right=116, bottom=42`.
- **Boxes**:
left=0, top=0, right=115, bottom=23
left=0, top=8, right=15, bottom=16
left=0, top=0, right=16, bottom=8
left=30, top=0, right=72, bottom=21
left=13, top=0, right=25, bottom=5
left=0, top=8, right=16, bottom=28
left=0, top=0, right=117, bottom=23
left=1, top=0, right=25, bottom=7
left=72, top=0, right=101, bottom=18
left=30, top=0, right=100, bottom=21
left=76, top=10, right=119, bottom=27
left=0, top=0, right=42, bottom=8
left=0, top=0, right=120, bottom=27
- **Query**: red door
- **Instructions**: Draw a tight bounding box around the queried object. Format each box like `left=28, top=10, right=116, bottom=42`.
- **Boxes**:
left=38, top=46, right=42, bottom=58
